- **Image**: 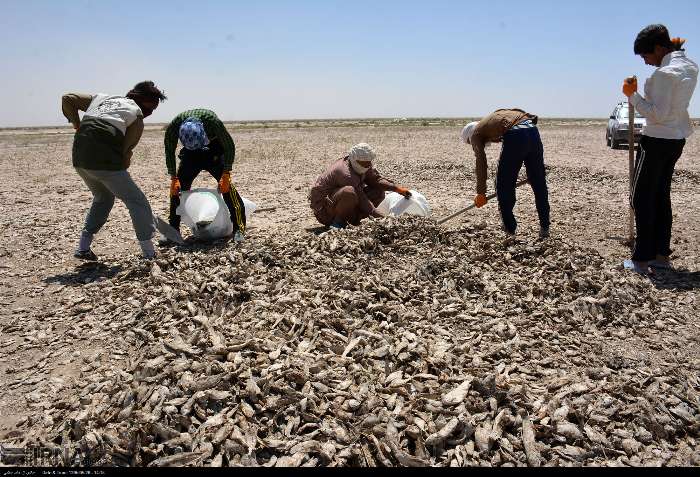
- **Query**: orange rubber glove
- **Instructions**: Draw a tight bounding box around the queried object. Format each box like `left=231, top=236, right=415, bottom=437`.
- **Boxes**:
left=474, top=194, right=487, bottom=208
left=169, top=176, right=181, bottom=198
left=395, top=186, right=412, bottom=198
left=671, top=37, right=686, bottom=50
left=218, top=172, right=231, bottom=194
left=622, top=77, right=637, bottom=98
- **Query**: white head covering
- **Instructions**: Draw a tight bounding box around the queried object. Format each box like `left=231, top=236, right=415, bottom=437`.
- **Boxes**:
left=349, top=143, right=376, bottom=174
left=461, top=122, right=479, bottom=145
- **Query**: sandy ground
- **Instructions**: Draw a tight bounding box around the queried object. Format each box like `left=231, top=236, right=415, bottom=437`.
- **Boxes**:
left=0, top=121, right=698, bottom=464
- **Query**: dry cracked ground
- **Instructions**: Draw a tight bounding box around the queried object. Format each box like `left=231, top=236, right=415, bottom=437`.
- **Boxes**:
left=0, top=119, right=698, bottom=467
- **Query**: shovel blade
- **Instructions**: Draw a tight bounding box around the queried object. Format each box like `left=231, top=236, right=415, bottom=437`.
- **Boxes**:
left=154, top=216, right=185, bottom=245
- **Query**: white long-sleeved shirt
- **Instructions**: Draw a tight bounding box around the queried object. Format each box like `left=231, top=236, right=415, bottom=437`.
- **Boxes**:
left=630, top=51, right=698, bottom=140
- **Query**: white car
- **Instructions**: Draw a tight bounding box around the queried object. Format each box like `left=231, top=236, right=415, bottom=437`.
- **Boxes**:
left=606, top=101, right=646, bottom=149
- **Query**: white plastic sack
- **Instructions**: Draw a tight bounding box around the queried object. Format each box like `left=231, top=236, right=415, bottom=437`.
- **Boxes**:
left=176, top=188, right=257, bottom=240
left=240, top=197, right=257, bottom=223
left=376, top=190, right=432, bottom=218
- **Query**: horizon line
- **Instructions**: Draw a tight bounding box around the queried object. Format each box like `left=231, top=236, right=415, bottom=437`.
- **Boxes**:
left=6, top=116, right=697, bottom=131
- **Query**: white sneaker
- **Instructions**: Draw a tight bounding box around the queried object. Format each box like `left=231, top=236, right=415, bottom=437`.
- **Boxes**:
left=233, top=231, right=245, bottom=243
left=623, top=259, right=651, bottom=275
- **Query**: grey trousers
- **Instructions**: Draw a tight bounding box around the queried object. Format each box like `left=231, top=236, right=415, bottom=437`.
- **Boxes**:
left=75, top=167, right=155, bottom=241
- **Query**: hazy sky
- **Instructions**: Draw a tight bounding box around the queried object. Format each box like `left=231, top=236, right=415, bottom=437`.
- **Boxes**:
left=1, top=0, right=699, bottom=127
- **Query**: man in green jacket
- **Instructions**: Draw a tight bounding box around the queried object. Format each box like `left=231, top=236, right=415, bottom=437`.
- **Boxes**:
left=163, top=109, right=246, bottom=243
left=62, top=81, right=167, bottom=260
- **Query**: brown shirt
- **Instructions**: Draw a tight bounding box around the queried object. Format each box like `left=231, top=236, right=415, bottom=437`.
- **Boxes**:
left=470, top=108, right=538, bottom=194
left=309, top=156, right=397, bottom=216
left=61, top=93, right=144, bottom=166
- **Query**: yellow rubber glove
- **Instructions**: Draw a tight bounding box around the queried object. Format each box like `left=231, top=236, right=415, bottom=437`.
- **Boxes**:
left=218, top=172, right=231, bottom=194
left=474, top=194, right=487, bottom=208
left=395, top=186, right=412, bottom=198
left=169, top=176, right=181, bottom=198
left=623, top=77, right=637, bottom=98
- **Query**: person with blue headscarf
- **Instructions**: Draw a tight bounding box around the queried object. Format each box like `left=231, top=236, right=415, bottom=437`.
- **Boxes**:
left=163, top=109, right=247, bottom=242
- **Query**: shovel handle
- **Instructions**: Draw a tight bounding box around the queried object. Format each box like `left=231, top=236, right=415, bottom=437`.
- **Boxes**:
left=628, top=96, right=636, bottom=243
left=437, top=178, right=529, bottom=225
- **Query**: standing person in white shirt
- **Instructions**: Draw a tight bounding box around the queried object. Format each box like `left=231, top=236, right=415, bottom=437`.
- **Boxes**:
left=622, top=24, right=698, bottom=274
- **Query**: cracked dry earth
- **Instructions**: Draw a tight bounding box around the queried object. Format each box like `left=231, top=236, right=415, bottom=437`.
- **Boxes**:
left=0, top=121, right=698, bottom=467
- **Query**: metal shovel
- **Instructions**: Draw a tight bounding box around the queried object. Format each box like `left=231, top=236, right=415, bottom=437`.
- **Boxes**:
left=154, top=216, right=185, bottom=245
left=437, top=178, right=529, bottom=225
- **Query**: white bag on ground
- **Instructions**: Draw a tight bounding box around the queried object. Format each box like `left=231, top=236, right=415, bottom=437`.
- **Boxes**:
left=240, top=197, right=257, bottom=223
left=376, top=190, right=432, bottom=218
left=177, top=188, right=257, bottom=240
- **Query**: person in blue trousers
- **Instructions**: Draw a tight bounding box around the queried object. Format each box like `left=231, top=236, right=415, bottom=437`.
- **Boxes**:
left=461, top=109, right=551, bottom=239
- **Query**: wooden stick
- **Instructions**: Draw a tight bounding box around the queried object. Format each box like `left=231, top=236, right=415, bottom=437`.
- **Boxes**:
left=437, top=179, right=529, bottom=225
left=628, top=91, right=636, bottom=244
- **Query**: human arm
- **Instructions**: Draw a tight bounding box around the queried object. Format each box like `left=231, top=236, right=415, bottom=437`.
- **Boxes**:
left=209, top=118, right=236, bottom=172
left=629, top=71, right=676, bottom=123
left=365, top=168, right=411, bottom=196
left=122, top=116, right=144, bottom=167
left=470, top=133, right=488, bottom=195
left=365, top=168, right=397, bottom=191
left=61, top=93, right=93, bottom=129
left=164, top=115, right=184, bottom=176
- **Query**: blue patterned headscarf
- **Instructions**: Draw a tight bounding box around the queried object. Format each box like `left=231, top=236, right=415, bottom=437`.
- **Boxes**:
left=179, top=118, right=210, bottom=150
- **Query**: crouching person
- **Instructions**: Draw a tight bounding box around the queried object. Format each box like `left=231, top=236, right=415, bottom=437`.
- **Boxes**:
left=309, top=143, right=412, bottom=228
left=62, top=81, right=167, bottom=261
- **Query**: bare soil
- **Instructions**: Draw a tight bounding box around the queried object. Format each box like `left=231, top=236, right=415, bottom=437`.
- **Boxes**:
left=0, top=121, right=698, bottom=466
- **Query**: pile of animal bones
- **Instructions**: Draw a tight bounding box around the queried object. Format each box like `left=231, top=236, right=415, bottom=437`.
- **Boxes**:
left=11, top=217, right=700, bottom=467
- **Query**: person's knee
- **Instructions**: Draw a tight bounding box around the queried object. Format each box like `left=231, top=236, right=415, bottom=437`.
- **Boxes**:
left=336, top=186, right=359, bottom=206
left=94, top=192, right=115, bottom=205
left=530, top=179, right=548, bottom=195
left=124, top=191, right=153, bottom=214
left=366, top=187, right=385, bottom=206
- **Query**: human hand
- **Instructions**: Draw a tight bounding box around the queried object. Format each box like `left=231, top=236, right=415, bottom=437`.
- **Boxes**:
left=395, top=186, right=412, bottom=198
left=474, top=193, right=487, bottom=208
left=169, top=176, right=181, bottom=197
left=671, top=37, right=686, bottom=50
left=623, top=76, right=637, bottom=98
left=218, top=172, right=231, bottom=194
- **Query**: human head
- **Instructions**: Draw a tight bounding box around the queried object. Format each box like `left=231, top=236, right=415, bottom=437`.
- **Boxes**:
left=126, top=81, right=167, bottom=118
left=461, top=122, right=478, bottom=145
left=348, top=143, right=376, bottom=174
left=179, top=118, right=210, bottom=150
left=633, top=24, right=677, bottom=67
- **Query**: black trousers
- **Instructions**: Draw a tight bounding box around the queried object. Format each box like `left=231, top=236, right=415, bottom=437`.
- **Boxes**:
left=495, top=126, right=551, bottom=233
left=631, top=135, right=685, bottom=262
left=169, top=141, right=246, bottom=234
